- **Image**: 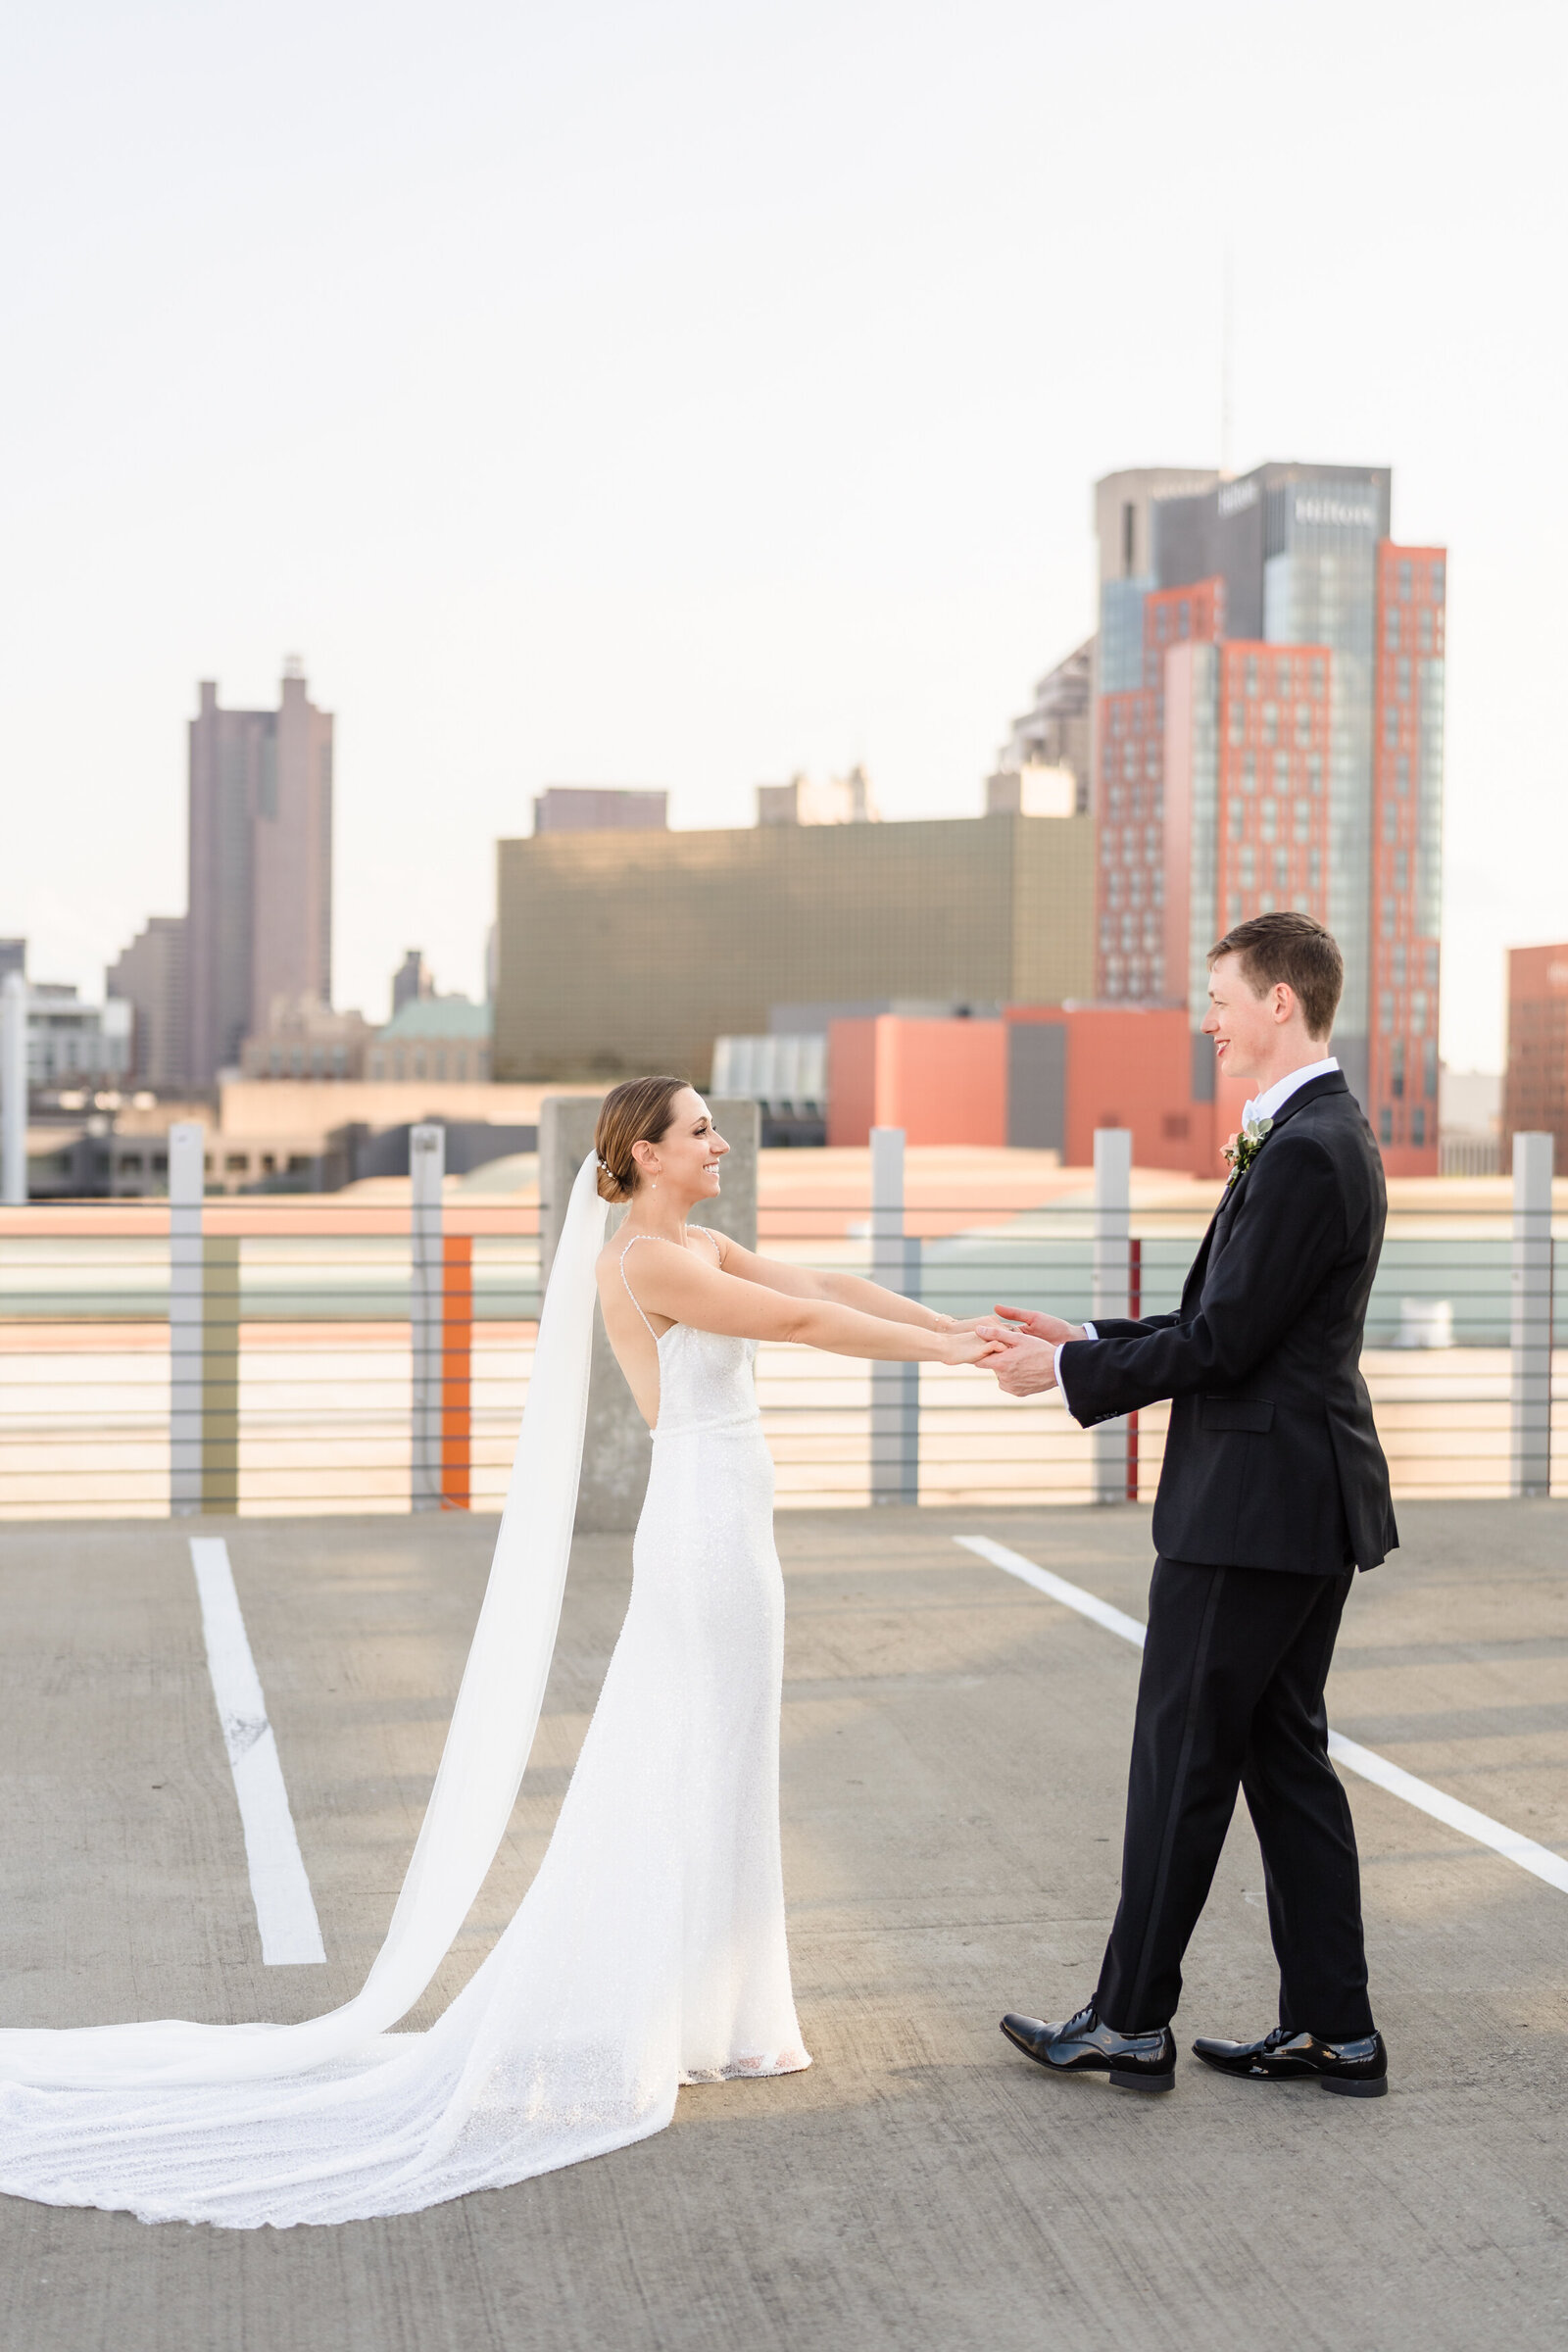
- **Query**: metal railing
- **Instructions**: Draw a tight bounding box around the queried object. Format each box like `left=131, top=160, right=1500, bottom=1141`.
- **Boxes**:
left=0, top=1122, right=1559, bottom=1519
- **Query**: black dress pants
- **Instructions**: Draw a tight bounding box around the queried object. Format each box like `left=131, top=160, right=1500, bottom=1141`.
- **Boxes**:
left=1094, top=1556, right=1374, bottom=2042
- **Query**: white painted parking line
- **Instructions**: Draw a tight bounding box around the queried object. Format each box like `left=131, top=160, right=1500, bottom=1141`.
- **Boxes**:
left=956, top=1534, right=1568, bottom=1900
left=188, top=1537, right=327, bottom=1964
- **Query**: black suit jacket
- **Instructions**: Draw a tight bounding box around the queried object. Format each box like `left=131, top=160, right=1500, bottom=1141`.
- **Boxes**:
left=1058, top=1072, right=1397, bottom=1574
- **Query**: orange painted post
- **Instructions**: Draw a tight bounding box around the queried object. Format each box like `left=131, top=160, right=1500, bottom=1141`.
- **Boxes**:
left=441, top=1235, right=472, bottom=1509
left=1125, top=1236, right=1142, bottom=1501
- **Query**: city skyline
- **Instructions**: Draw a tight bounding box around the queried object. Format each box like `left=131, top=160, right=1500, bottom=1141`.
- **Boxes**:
left=1, top=2, right=1562, bottom=1073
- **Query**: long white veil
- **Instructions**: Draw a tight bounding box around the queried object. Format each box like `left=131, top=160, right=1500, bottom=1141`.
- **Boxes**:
left=0, top=1152, right=609, bottom=2091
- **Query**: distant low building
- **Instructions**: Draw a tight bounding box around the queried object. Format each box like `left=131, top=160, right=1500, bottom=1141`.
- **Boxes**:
left=1438, top=1065, right=1501, bottom=1178
left=367, top=996, right=491, bottom=1085
left=756, top=766, right=879, bottom=826
left=985, top=764, right=1078, bottom=819
left=240, top=995, right=374, bottom=1081
left=533, top=787, right=668, bottom=833
left=24, top=984, right=134, bottom=1091
left=710, top=1033, right=828, bottom=1146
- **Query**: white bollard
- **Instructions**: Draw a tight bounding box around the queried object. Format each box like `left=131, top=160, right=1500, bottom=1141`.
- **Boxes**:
left=1510, top=1132, right=1555, bottom=1499
left=169, top=1122, right=206, bottom=1514
left=870, top=1126, right=919, bottom=1504
left=411, top=1122, right=445, bottom=1511
left=1091, top=1128, right=1133, bottom=1504
left=1, top=970, right=25, bottom=1206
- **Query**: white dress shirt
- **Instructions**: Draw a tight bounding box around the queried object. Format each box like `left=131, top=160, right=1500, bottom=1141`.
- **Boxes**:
left=1241, top=1054, right=1340, bottom=1133
left=1053, top=1054, right=1339, bottom=1408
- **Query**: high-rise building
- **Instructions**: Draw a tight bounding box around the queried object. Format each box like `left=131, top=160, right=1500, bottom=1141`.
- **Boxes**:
left=0, top=940, right=24, bottom=983
left=1502, top=943, right=1568, bottom=1170
left=106, top=915, right=188, bottom=1089
left=1091, top=462, right=1446, bottom=1174
left=998, top=641, right=1094, bottom=813
left=186, top=661, right=334, bottom=1084
left=391, top=950, right=434, bottom=1017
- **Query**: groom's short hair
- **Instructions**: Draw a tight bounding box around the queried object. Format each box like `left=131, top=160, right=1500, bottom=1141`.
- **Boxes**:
left=1208, top=910, right=1343, bottom=1041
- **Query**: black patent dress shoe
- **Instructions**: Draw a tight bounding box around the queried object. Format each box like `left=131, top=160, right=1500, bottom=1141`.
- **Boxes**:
left=1192, top=2025, right=1389, bottom=2098
left=1001, top=2003, right=1176, bottom=2092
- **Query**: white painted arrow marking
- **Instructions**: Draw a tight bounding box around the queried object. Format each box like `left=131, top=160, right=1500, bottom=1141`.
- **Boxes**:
left=956, top=1534, right=1568, bottom=1899
left=189, top=1537, right=326, bottom=1963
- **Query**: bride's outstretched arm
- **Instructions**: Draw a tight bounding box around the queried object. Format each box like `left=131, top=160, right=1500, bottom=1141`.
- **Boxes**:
left=701, top=1234, right=964, bottom=1332
left=624, top=1240, right=1001, bottom=1367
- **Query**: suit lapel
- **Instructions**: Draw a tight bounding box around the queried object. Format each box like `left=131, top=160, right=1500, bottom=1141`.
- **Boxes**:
left=1206, top=1072, right=1348, bottom=1268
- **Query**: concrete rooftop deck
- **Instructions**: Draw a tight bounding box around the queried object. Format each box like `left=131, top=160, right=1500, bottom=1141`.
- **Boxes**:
left=0, top=1499, right=1564, bottom=2350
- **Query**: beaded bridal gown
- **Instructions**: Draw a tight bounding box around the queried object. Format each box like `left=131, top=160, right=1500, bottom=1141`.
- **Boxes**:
left=0, top=1159, right=808, bottom=2229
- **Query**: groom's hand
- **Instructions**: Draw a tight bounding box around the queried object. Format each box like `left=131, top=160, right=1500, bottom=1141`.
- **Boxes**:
left=974, top=1307, right=1088, bottom=1398
left=991, top=1304, right=1086, bottom=1348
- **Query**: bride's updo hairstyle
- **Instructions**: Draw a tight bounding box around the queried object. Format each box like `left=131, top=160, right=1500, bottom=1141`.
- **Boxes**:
left=594, top=1076, right=690, bottom=1203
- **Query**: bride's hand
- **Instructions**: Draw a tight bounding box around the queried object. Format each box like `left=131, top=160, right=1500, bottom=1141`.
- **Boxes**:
left=938, top=1329, right=1013, bottom=1367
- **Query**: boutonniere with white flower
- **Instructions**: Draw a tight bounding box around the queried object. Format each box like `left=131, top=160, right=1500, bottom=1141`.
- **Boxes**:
left=1222, top=1115, right=1273, bottom=1187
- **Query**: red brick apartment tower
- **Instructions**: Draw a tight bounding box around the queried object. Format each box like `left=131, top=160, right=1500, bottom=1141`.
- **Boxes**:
left=1369, top=545, right=1446, bottom=1173
left=1214, top=641, right=1334, bottom=934
left=1502, top=944, right=1568, bottom=1171
left=1097, top=578, right=1223, bottom=1004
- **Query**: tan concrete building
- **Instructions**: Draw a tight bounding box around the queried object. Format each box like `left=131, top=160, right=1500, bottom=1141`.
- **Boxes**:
left=494, top=810, right=1096, bottom=1083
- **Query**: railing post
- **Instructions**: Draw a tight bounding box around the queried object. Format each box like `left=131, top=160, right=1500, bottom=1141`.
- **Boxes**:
left=1, top=970, right=25, bottom=1206
left=1510, top=1131, right=1554, bottom=1499
left=1092, top=1127, right=1132, bottom=1505
left=441, top=1234, right=473, bottom=1509
left=1125, top=1234, right=1143, bottom=1500
left=412, top=1122, right=445, bottom=1511
left=169, top=1121, right=205, bottom=1515
left=870, top=1126, right=919, bottom=1504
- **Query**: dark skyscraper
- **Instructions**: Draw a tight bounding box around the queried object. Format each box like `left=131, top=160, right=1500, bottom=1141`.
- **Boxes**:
left=185, top=661, right=334, bottom=1085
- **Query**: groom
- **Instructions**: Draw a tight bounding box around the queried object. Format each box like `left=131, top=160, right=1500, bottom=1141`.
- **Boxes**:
left=984, top=910, right=1396, bottom=2099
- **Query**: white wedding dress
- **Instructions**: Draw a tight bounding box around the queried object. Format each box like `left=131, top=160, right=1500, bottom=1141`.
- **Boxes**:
left=0, top=1158, right=808, bottom=2229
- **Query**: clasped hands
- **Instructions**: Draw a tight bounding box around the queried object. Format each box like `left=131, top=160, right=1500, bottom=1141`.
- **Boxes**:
left=947, top=1305, right=1088, bottom=1396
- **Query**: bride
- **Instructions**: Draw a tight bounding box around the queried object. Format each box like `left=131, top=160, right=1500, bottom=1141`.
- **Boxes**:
left=0, top=1075, right=1000, bottom=2229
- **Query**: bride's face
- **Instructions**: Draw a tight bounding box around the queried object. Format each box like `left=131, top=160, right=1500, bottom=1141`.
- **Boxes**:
left=636, top=1089, right=729, bottom=1201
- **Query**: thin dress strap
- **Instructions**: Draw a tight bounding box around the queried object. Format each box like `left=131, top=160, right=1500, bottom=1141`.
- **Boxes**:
left=618, top=1234, right=665, bottom=1344
left=618, top=1229, right=722, bottom=1344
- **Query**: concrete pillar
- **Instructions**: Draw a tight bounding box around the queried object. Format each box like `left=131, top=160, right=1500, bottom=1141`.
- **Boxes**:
left=1510, top=1131, right=1554, bottom=1499
left=539, top=1094, right=760, bottom=1533
left=169, top=1122, right=205, bottom=1514
left=1, top=970, right=25, bottom=1206
left=1091, top=1127, right=1133, bottom=1504
left=870, top=1126, right=919, bottom=1503
left=411, top=1122, right=445, bottom=1511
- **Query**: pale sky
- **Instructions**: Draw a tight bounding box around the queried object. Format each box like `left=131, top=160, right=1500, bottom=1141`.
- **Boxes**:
left=2, top=0, right=1562, bottom=1069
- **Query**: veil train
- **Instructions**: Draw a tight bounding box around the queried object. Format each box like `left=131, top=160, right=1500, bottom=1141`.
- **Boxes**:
left=0, top=1152, right=609, bottom=2094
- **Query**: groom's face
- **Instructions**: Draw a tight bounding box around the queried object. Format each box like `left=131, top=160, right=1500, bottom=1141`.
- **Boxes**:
left=1203, top=954, right=1283, bottom=1082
